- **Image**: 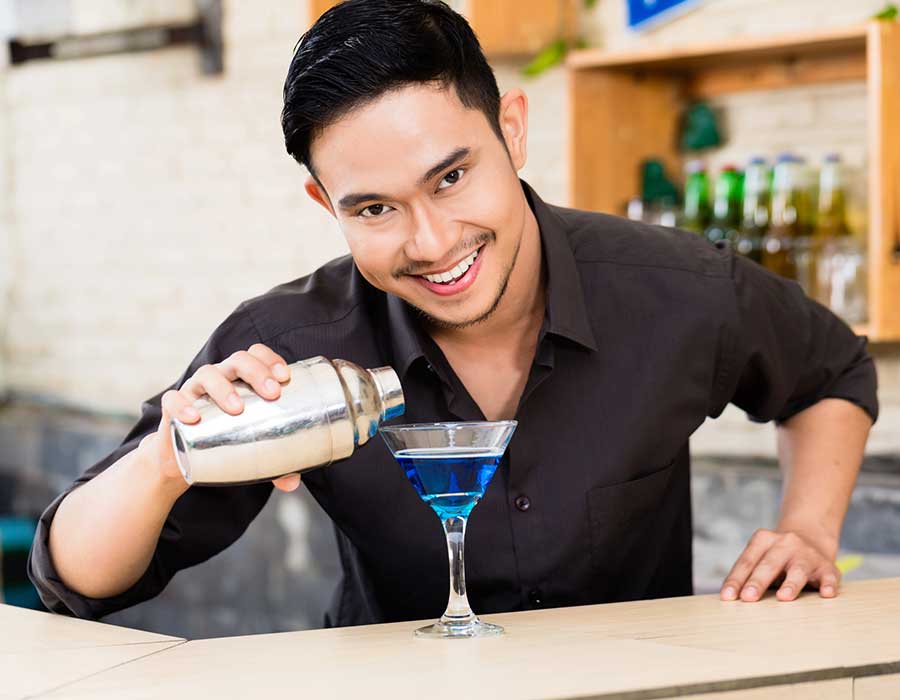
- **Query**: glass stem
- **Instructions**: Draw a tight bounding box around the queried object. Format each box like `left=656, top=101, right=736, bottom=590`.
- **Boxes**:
left=440, top=515, right=476, bottom=625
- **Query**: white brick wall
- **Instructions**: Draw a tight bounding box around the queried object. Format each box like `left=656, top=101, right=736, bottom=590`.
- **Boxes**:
left=0, top=0, right=897, bottom=454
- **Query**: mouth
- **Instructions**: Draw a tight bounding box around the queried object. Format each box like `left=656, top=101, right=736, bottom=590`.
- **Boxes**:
left=411, top=245, right=485, bottom=297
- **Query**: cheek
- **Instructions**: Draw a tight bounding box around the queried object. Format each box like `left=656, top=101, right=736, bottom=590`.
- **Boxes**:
left=345, top=232, right=404, bottom=285
left=450, top=166, right=520, bottom=236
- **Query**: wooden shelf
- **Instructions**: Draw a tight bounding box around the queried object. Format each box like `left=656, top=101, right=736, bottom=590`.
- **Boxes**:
left=307, top=0, right=575, bottom=57
left=567, top=22, right=900, bottom=342
left=568, top=25, right=868, bottom=71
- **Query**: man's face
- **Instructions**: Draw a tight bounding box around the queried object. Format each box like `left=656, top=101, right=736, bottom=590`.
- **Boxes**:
left=306, top=84, right=529, bottom=329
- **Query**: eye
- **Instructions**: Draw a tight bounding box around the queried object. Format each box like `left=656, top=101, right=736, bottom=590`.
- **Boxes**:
left=437, top=168, right=464, bottom=190
left=358, top=203, right=394, bottom=219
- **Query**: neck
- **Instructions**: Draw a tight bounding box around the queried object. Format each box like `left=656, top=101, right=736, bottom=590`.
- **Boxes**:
left=429, top=200, right=545, bottom=350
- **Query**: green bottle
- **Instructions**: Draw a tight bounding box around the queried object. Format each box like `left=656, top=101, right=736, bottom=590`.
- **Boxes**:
left=681, top=160, right=711, bottom=234
left=734, top=156, right=769, bottom=264
left=704, top=165, right=743, bottom=248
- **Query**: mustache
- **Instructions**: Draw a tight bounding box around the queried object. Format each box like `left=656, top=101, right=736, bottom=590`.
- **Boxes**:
left=394, top=231, right=495, bottom=278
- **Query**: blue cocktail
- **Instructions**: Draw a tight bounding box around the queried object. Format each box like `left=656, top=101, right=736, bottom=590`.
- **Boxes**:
left=380, top=421, right=517, bottom=638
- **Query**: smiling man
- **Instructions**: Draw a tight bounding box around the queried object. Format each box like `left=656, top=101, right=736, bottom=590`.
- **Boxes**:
left=30, top=0, right=877, bottom=627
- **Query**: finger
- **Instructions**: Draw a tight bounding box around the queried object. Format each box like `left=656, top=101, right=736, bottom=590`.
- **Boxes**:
left=218, top=351, right=283, bottom=400
left=272, top=473, right=302, bottom=492
left=184, top=365, right=245, bottom=414
left=811, top=564, right=841, bottom=598
left=721, top=529, right=776, bottom=600
left=776, top=561, right=811, bottom=601
left=247, top=344, right=291, bottom=381
left=161, top=389, right=200, bottom=423
left=741, top=545, right=794, bottom=601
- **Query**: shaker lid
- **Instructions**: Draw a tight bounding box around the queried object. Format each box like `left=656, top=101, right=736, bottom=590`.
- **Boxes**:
left=368, top=366, right=405, bottom=421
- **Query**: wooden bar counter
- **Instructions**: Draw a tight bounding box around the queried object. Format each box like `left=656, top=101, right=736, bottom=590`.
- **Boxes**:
left=0, top=604, right=182, bottom=699
left=5, top=578, right=900, bottom=699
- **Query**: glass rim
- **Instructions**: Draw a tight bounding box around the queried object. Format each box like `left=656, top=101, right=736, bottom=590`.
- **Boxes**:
left=379, top=420, right=517, bottom=433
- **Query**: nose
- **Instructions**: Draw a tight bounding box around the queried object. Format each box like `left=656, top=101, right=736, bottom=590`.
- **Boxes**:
left=404, top=200, right=460, bottom=264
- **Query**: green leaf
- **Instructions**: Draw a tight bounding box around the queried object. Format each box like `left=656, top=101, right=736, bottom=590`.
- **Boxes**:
left=521, top=39, right=568, bottom=78
left=873, top=3, right=898, bottom=20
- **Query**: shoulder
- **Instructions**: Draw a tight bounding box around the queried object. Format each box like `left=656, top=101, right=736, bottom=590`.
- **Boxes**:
left=549, top=204, right=732, bottom=279
left=217, top=254, right=374, bottom=348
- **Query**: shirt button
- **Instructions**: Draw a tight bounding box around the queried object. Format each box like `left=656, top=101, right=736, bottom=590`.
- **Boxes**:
left=528, top=589, right=543, bottom=607
left=514, top=495, right=531, bottom=512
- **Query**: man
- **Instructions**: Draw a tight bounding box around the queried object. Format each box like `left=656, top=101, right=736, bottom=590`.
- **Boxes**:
left=30, top=0, right=876, bottom=627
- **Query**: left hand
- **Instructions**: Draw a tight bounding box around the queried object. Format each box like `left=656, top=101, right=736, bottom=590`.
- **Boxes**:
left=720, top=528, right=841, bottom=602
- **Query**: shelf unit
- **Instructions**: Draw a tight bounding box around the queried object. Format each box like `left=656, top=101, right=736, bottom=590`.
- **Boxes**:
left=567, top=22, right=900, bottom=342
left=307, top=0, right=576, bottom=56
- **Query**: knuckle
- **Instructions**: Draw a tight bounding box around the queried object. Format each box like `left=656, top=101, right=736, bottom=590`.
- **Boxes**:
left=228, top=350, right=250, bottom=365
left=782, top=532, right=801, bottom=546
left=751, top=528, right=771, bottom=543
left=161, top=390, right=184, bottom=407
left=194, top=363, right=216, bottom=379
left=736, top=555, right=755, bottom=570
left=789, top=561, right=810, bottom=576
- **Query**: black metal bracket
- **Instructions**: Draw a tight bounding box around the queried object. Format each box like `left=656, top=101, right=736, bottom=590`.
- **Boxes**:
left=7, top=0, right=222, bottom=74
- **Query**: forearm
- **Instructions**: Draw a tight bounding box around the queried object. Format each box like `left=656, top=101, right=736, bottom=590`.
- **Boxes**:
left=48, top=437, right=189, bottom=599
left=775, top=397, right=873, bottom=557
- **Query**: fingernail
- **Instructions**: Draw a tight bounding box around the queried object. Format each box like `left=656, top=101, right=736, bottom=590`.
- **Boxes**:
left=227, top=393, right=242, bottom=411
left=265, top=378, right=280, bottom=395
left=273, top=363, right=289, bottom=381
left=722, top=586, right=736, bottom=600
left=743, top=585, right=758, bottom=599
left=181, top=406, right=200, bottom=421
left=781, top=586, right=793, bottom=598
left=822, top=585, right=835, bottom=596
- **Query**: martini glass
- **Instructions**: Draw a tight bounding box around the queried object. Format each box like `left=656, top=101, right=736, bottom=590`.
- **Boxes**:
left=380, top=420, right=517, bottom=638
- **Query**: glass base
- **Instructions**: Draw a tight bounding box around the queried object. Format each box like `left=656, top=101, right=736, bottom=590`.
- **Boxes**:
left=415, top=618, right=504, bottom=639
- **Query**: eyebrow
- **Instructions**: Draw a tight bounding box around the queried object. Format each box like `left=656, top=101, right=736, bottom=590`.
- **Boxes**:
left=336, top=146, right=471, bottom=212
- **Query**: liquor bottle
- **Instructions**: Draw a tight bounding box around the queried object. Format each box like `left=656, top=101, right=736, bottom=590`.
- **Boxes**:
left=734, top=156, right=769, bottom=264
left=763, top=153, right=803, bottom=279
left=704, top=165, right=742, bottom=248
left=815, top=153, right=850, bottom=238
left=681, top=159, right=711, bottom=234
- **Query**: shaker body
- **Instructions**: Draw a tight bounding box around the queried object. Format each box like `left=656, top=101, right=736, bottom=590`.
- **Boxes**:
left=170, top=356, right=403, bottom=485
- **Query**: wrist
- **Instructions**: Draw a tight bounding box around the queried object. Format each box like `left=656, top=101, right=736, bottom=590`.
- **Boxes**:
left=135, top=433, right=191, bottom=501
left=776, top=517, right=840, bottom=559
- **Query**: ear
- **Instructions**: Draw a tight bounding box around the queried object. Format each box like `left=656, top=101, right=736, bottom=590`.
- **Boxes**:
left=498, top=88, right=528, bottom=171
left=305, top=176, right=335, bottom=217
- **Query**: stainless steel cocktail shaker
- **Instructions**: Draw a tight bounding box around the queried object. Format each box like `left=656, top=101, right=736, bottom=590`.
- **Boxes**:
left=170, top=356, right=404, bottom=486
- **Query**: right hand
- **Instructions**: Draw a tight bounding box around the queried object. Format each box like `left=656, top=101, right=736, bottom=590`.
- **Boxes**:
left=142, top=344, right=302, bottom=493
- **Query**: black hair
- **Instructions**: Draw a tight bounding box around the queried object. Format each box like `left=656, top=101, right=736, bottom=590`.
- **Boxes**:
left=281, top=0, right=503, bottom=175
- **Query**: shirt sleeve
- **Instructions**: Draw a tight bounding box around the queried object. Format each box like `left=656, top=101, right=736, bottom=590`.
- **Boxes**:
left=710, top=251, right=878, bottom=425
left=27, top=304, right=275, bottom=620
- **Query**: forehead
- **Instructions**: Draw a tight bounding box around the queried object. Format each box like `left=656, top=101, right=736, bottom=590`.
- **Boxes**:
left=309, top=84, right=493, bottom=195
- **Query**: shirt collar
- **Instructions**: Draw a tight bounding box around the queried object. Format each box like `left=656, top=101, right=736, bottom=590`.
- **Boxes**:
left=385, top=180, right=598, bottom=378
left=522, top=181, right=598, bottom=352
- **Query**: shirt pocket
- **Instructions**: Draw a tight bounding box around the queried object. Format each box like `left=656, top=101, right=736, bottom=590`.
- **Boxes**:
left=586, top=459, right=678, bottom=602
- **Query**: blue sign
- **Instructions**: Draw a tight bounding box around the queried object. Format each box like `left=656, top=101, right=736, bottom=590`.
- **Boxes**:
left=627, top=0, right=703, bottom=31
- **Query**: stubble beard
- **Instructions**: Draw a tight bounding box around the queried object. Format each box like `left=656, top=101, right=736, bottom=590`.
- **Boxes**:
left=413, top=234, right=522, bottom=331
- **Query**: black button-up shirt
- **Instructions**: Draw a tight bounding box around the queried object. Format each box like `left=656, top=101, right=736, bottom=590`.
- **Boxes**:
left=29, top=182, right=878, bottom=627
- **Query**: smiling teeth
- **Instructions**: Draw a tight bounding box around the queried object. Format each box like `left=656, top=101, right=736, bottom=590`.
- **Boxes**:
left=422, top=249, right=479, bottom=284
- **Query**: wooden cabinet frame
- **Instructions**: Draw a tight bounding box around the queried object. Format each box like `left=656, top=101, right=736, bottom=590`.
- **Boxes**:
left=568, top=23, right=900, bottom=341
